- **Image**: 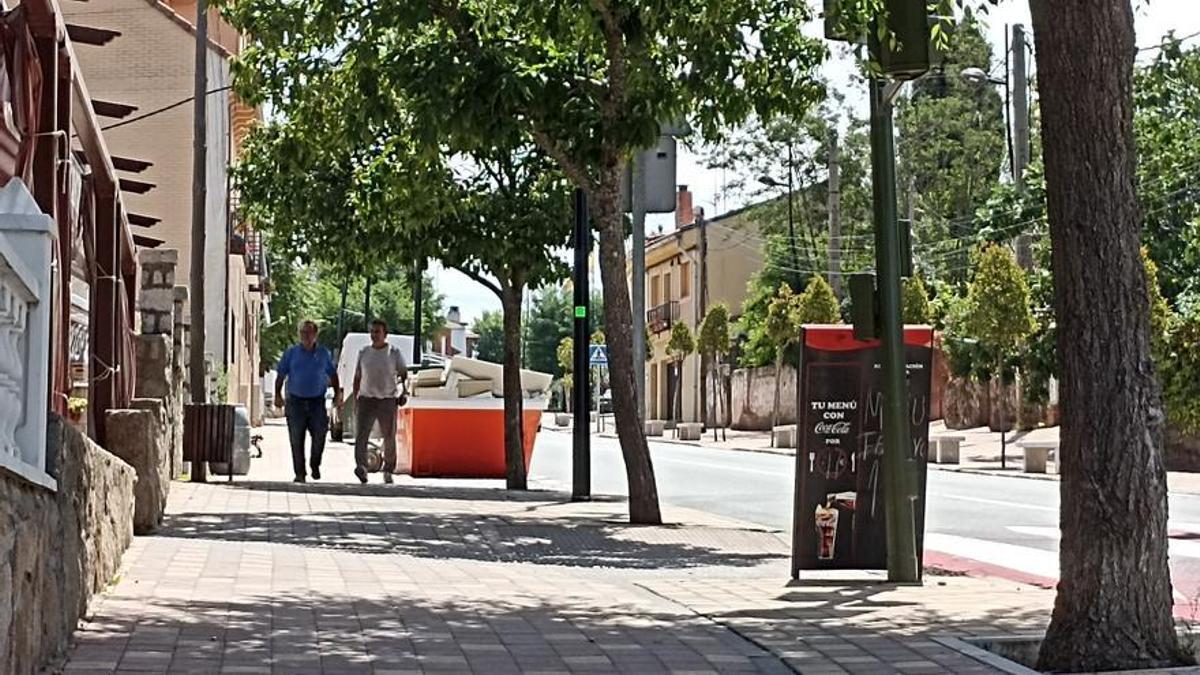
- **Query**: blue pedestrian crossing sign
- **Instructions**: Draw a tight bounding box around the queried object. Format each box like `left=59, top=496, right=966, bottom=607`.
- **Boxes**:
left=589, top=344, right=608, bottom=366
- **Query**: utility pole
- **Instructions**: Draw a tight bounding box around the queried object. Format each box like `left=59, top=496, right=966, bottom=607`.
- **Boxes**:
left=364, top=276, right=372, bottom=330
left=907, top=175, right=917, bottom=247
left=786, top=145, right=802, bottom=292
left=189, top=0, right=209, bottom=481
left=572, top=188, right=591, bottom=501
left=336, top=277, right=348, bottom=355
left=1012, top=23, right=1032, bottom=269
left=827, top=129, right=842, bottom=297
left=697, top=206, right=709, bottom=428
left=870, top=77, right=920, bottom=584
left=631, top=156, right=647, bottom=423
left=413, top=259, right=424, bottom=365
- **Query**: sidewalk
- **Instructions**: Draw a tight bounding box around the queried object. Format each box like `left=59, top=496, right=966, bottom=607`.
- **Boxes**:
left=61, top=419, right=1070, bottom=674
left=544, top=414, right=1200, bottom=496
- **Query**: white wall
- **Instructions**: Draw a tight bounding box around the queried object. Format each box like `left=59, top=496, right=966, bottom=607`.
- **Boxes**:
left=203, top=50, right=231, bottom=368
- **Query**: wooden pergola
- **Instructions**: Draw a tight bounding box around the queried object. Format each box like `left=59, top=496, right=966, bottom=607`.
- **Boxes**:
left=6, top=0, right=151, bottom=445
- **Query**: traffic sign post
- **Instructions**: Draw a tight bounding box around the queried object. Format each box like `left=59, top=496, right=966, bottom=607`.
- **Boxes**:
left=572, top=189, right=591, bottom=502
left=590, top=345, right=607, bottom=433
left=589, top=345, right=608, bottom=366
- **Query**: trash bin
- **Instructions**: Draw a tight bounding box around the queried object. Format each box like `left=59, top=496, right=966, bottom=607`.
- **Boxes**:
left=210, top=405, right=252, bottom=476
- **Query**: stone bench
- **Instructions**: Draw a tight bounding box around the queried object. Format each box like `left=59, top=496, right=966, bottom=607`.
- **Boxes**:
left=1018, top=439, right=1058, bottom=474
left=645, top=420, right=665, bottom=437
left=677, top=422, right=703, bottom=441
left=931, top=435, right=965, bottom=464
left=772, top=425, right=797, bottom=449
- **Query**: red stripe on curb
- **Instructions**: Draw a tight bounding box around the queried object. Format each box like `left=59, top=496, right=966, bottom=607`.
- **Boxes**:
left=926, top=551, right=1196, bottom=620
left=924, top=550, right=1058, bottom=590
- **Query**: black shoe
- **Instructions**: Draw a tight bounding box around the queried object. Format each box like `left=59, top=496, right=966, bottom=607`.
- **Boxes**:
left=293, top=475, right=306, bottom=484
left=354, top=467, right=367, bottom=484
left=311, top=467, right=321, bottom=480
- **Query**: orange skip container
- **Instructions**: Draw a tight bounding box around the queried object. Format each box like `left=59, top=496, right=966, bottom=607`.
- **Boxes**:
left=396, top=404, right=542, bottom=478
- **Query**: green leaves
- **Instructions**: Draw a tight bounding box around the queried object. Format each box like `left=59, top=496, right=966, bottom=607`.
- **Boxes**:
left=666, top=321, right=695, bottom=360
left=1134, top=36, right=1200, bottom=302
left=902, top=275, right=932, bottom=324
left=962, top=244, right=1035, bottom=354
left=795, top=275, right=842, bottom=325
left=474, top=311, right=505, bottom=362
left=698, top=304, right=732, bottom=357
left=220, top=0, right=829, bottom=189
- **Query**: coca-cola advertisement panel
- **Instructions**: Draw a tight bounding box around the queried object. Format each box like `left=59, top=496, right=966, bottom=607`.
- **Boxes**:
left=790, top=325, right=934, bottom=575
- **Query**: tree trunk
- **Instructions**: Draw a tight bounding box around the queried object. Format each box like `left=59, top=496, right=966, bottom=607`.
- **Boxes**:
left=676, top=359, right=684, bottom=429
left=772, top=351, right=783, bottom=447
left=500, top=281, right=527, bottom=491
left=710, top=357, right=718, bottom=441
left=593, top=172, right=662, bottom=524
left=1031, top=0, right=1188, bottom=669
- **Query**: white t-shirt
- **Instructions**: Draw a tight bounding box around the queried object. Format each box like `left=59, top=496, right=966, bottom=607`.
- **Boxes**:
left=356, top=343, right=407, bottom=398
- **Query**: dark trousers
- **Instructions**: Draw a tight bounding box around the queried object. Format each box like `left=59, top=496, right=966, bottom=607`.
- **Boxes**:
left=285, top=396, right=328, bottom=478
left=355, top=397, right=398, bottom=474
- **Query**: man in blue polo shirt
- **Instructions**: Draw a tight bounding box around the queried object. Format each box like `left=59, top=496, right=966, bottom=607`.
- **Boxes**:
left=274, top=320, right=341, bottom=483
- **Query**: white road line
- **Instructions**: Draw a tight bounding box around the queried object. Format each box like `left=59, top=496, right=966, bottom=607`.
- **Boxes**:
left=929, top=531, right=1187, bottom=603
left=931, top=493, right=1058, bottom=512
left=925, top=532, right=1060, bottom=579
left=1009, top=524, right=1200, bottom=561
left=649, top=455, right=785, bottom=478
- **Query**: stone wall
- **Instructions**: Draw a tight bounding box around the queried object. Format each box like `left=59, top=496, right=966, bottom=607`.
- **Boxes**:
left=0, top=414, right=136, bottom=672
left=135, top=335, right=183, bottom=480
left=729, top=365, right=797, bottom=431
left=105, top=407, right=169, bottom=535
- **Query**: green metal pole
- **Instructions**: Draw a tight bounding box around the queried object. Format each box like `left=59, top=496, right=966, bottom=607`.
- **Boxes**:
left=869, top=77, right=920, bottom=583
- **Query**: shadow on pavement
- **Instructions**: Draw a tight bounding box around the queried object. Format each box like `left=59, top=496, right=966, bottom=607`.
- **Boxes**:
left=156, top=510, right=785, bottom=570
left=219, top=480, right=625, bottom=503
left=158, top=480, right=787, bottom=571
left=705, top=580, right=1050, bottom=639
left=64, top=590, right=794, bottom=674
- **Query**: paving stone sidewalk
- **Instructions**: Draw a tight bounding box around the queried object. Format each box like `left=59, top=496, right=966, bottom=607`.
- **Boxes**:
left=59, top=420, right=1067, bottom=674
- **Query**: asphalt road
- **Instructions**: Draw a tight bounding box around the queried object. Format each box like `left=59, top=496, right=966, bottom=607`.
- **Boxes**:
left=528, top=428, right=1200, bottom=609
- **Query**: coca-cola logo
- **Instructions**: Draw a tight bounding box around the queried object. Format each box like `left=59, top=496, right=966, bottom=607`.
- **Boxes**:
left=814, top=421, right=851, bottom=435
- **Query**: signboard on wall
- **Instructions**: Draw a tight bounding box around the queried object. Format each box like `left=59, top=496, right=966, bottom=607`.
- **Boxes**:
left=790, top=325, right=935, bottom=577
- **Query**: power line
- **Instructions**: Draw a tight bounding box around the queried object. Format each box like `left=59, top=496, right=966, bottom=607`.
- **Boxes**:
left=100, top=86, right=234, bottom=132
left=1138, top=29, right=1200, bottom=52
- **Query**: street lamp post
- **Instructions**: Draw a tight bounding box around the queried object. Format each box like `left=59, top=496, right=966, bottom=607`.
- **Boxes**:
left=759, top=146, right=803, bottom=291
left=960, top=23, right=1031, bottom=229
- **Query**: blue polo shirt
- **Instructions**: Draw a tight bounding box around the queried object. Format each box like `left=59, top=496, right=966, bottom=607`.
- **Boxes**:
left=277, top=344, right=337, bottom=398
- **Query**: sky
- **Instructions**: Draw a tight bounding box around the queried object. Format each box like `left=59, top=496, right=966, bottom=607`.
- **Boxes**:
left=435, top=0, right=1200, bottom=327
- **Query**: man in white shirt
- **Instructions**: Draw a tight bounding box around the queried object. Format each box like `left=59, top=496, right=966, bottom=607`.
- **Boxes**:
left=352, top=319, right=408, bottom=484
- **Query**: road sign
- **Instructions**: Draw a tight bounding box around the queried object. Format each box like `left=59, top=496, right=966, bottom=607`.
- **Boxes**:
left=589, top=344, right=607, bottom=366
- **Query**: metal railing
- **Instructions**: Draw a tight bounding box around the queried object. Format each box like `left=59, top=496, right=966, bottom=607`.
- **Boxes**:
left=244, top=229, right=263, bottom=276
left=647, top=300, right=679, bottom=334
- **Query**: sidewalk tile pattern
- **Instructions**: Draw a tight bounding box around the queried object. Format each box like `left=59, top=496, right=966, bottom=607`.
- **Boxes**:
left=58, top=420, right=1061, bottom=674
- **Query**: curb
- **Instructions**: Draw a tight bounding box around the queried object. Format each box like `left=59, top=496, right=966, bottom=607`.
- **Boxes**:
left=926, top=464, right=1060, bottom=483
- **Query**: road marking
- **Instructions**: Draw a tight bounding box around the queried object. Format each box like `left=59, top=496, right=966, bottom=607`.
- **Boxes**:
left=1005, top=527, right=1194, bottom=601
left=649, top=454, right=785, bottom=478
left=931, top=493, right=1058, bottom=512
left=925, top=532, right=1060, bottom=579
left=1008, top=525, right=1200, bottom=562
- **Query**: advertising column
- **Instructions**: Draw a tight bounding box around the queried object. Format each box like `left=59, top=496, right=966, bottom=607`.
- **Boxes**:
left=790, top=325, right=935, bottom=577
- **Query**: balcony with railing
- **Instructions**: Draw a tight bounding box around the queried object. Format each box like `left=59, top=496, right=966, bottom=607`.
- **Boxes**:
left=244, top=229, right=263, bottom=276
left=647, top=300, right=680, bottom=334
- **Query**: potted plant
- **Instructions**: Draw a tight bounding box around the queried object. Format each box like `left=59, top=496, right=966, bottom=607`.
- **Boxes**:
left=67, top=397, right=87, bottom=425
